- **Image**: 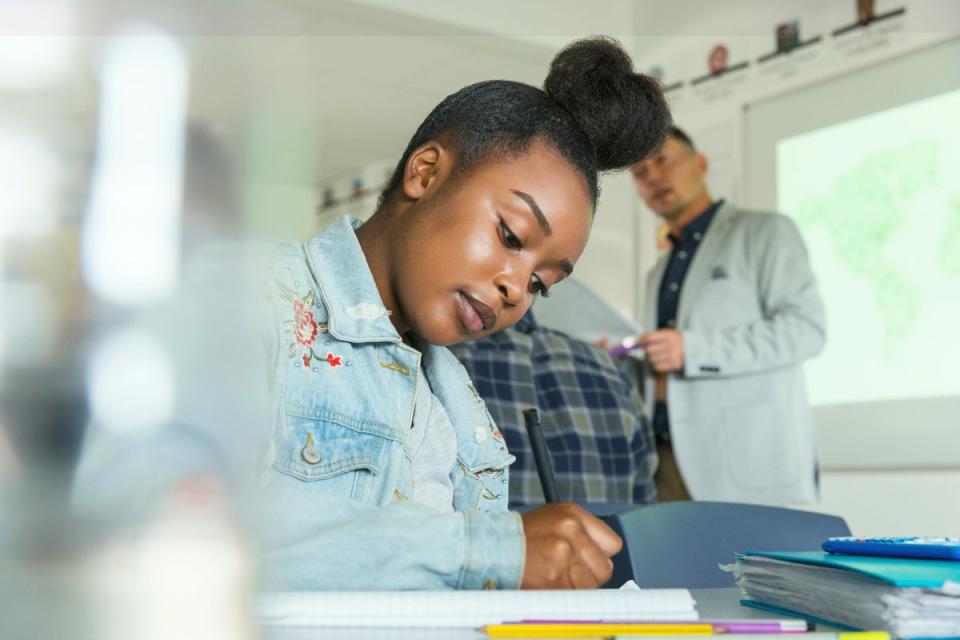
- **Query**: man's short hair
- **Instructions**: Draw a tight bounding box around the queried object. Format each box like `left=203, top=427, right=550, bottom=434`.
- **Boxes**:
left=667, top=125, right=696, bottom=151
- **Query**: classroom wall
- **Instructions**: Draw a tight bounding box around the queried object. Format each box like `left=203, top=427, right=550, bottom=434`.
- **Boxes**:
left=243, top=180, right=319, bottom=242
left=629, top=0, right=960, bottom=534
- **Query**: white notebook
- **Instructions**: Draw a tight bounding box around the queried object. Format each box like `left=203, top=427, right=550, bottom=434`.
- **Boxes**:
left=257, top=589, right=697, bottom=628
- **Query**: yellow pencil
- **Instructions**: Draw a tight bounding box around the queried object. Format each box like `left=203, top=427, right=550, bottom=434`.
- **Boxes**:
left=484, top=623, right=714, bottom=637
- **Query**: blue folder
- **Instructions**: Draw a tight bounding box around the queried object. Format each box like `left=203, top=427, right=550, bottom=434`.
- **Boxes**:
left=737, top=551, right=960, bottom=637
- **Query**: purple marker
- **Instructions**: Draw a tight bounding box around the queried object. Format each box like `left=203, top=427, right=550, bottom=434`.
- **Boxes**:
left=505, top=620, right=808, bottom=633
left=608, top=342, right=645, bottom=358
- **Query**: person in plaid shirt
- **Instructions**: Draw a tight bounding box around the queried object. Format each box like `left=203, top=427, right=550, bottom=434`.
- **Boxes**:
left=450, top=311, right=657, bottom=508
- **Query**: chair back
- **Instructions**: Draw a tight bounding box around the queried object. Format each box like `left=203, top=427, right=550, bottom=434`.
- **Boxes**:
left=601, top=501, right=851, bottom=588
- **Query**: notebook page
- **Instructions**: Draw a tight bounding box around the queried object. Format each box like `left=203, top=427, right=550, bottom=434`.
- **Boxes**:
left=257, top=589, right=697, bottom=627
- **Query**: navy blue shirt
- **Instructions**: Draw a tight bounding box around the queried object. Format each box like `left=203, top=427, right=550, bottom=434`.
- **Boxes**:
left=656, top=200, right=722, bottom=330
left=653, top=200, right=721, bottom=440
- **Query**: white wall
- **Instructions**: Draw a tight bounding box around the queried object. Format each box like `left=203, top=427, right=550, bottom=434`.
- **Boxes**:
left=803, top=471, right=960, bottom=536
left=243, top=180, right=319, bottom=242
left=572, top=171, right=643, bottom=323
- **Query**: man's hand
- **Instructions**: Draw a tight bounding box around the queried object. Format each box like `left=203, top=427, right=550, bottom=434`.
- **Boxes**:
left=639, top=329, right=685, bottom=373
left=520, top=503, right=623, bottom=589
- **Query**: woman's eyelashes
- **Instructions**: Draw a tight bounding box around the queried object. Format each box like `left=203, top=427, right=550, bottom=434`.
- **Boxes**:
left=530, top=274, right=550, bottom=298
left=498, top=219, right=549, bottom=298
left=498, top=219, right=523, bottom=251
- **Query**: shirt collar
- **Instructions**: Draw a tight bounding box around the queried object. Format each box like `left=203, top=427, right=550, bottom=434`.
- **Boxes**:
left=669, top=199, right=723, bottom=247
left=303, top=216, right=401, bottom=343
left=513, top=310, right=539, bottom=334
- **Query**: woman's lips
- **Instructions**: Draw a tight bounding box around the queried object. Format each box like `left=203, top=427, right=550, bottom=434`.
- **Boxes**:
left=457, top=291, right=495, bottom=334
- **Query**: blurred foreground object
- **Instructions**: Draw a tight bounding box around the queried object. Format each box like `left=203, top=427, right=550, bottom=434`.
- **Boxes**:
left=1, top=15, right=262, bottom=639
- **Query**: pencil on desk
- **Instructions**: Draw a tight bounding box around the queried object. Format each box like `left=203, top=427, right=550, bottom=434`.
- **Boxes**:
left=484, top=622, right=714, bottom=637
left=506, top=620, right=807, bottom=633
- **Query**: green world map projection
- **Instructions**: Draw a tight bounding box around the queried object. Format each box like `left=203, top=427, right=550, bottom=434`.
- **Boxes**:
left=794, top=140, right=960, bottom=360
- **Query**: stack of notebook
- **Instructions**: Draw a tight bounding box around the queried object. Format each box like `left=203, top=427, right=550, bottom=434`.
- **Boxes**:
left=730, top=551, right=960, bottom=638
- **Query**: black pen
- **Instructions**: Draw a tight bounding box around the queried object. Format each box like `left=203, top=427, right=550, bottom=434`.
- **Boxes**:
left=522, top=407, right=559, bottom=503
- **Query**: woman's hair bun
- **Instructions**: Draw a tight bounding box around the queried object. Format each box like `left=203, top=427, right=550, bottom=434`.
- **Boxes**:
left=544, top=36, right=671, bottom=171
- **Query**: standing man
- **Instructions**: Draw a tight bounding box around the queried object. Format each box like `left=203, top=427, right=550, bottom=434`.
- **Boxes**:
left=631, top=126, right=826, bottom=505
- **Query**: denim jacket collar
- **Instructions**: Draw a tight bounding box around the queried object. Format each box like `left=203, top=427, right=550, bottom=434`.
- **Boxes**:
left=304, top=216, right=401, bottom=344
left=301, top=217, right=514, bottom=471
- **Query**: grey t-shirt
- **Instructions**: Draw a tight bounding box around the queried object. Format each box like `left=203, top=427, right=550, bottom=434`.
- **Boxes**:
left=407, top=368, right=457, bottom=512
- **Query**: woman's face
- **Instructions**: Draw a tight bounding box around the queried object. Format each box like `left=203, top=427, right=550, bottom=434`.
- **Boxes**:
left=389, top=139, right=592, bottom=346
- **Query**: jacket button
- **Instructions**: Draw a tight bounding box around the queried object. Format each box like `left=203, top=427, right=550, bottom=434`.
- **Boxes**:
left=301, top=445, right=321, bottom=465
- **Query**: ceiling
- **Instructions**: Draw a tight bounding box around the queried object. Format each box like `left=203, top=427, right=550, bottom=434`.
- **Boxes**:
left=2, top=0, right=813, bottom=191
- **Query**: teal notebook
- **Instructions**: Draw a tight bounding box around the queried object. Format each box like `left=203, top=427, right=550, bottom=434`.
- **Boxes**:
left=732, top=551, right=960, bottom=639
left=740, top=551, right=960, bottom=587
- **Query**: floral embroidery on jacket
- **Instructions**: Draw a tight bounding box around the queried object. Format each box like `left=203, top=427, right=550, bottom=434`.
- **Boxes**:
left=293, top=297, right=319, bottom=347
left=322, top=352, right=342, bottom=367
left=276, top=278, right=339, bottom=371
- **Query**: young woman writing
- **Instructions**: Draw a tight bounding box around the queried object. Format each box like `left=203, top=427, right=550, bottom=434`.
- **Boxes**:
left=259, top=36, right=671, bottom=591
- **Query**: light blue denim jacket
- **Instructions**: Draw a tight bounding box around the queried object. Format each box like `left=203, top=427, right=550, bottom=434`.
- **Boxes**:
left=258, top=216, right=525, bottom=590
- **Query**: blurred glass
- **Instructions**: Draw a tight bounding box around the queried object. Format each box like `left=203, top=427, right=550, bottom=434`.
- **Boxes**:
left=1, top=4, right=262, bottom=639
left=81, top=23, right=188, bottom=307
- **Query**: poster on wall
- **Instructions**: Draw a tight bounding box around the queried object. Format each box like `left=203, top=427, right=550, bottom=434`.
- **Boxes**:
left=833, top=0, right=906, bottom=36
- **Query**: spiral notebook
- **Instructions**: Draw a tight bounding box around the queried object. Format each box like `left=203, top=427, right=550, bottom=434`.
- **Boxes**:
left=256, top=589, right=697, bottom=628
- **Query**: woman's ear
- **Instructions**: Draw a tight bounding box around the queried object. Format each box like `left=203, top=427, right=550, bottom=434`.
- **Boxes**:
left=402, top=141, right=451, bottom=201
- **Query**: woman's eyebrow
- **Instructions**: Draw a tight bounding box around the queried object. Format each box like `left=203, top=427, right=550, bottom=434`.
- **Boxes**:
left=508, top=189, right=573, bottom=275
left=510, top=189, right=551, bottom=237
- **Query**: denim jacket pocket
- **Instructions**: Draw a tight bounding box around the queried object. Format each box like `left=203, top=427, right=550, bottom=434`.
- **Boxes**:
left=274, top=415, right=386, bottom=503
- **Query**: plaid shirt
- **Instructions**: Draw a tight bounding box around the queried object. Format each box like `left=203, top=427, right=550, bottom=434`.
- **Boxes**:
left=449, top=312, right=657, bottom=507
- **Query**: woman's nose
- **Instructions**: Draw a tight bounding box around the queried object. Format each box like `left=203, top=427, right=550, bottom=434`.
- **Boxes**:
left=494, top=271, right=526, bottom=306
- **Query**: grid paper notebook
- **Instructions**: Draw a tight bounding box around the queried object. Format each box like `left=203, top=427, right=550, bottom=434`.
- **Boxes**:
left=257, top=589, right=698, bottom=628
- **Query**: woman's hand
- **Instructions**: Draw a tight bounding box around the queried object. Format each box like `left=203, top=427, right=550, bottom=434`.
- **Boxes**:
left=520, top=503, right=623, bottom=589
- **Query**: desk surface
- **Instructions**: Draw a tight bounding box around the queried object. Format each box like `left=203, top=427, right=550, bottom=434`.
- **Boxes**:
left=262, top=587, right=826, bottom=640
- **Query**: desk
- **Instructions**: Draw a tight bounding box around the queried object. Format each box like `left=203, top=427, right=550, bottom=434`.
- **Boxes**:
left=262, top=587, right=826, bottom=640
